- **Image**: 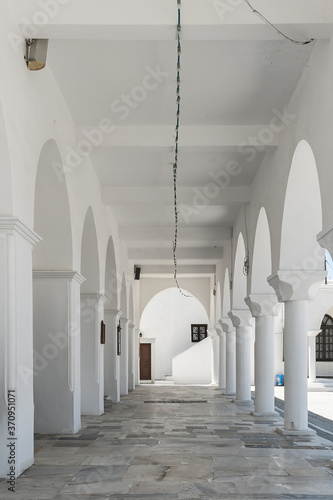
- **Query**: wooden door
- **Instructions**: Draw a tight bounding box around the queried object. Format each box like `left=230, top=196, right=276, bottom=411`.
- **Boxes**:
left=140, top=343, right=151, bottom=380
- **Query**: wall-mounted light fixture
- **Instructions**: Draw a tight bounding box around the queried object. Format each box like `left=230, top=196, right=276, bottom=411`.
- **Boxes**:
left=100, top=321, right=106, bottom=344
left=25, top=39, right=48, bottom=70
left=134, top=265, right=141, bottom=280
left=117, top=321, right=122, bottom=355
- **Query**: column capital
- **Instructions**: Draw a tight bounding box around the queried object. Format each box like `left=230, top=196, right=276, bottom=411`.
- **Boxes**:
left=228, top=309, right=254, bottom=328
left=105, top=309, right=122, bottom=321
left=215, top=323, right=223, bottom=336
left=208, top=327, right=217, bottom=339
left=128, top=323, right=135, bottom=330
left=33, top=270, right=85, bottom=286
left=220, top=317, right=234, bottom=333
left=0, top=217, right=41, bottom=246
left=308, top=329, right=321, bottom=338
left=81, top=293, right=107, bottom=304
left=120, top=317, right=130, bottom=327
left=245, top=294, right=280, bottom=317
left=317, top=227, right=333, bottom=258
left=268, top=270, right=326, bottom=302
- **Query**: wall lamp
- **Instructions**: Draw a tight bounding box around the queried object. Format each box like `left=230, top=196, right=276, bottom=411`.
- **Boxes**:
left=25, top=39, right=49, bottom=70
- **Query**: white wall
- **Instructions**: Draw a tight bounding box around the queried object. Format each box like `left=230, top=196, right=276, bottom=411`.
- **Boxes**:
left=140, top=287, right=208, bottom=379
left=173, top=337, right=212, bottom=385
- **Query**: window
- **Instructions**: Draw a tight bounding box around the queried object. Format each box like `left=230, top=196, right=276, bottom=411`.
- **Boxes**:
left=316, top=314, right=333, bottom=361
left=191, top=324, right=207, bottom=342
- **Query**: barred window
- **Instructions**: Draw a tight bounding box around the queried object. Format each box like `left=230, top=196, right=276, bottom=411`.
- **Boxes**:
left=316, top=314, right=333, bottom=361
left=191, top=324, right=207, bottom=342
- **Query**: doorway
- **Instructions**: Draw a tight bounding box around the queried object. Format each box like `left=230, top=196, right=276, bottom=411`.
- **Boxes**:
left=140, top=343, right=151, bottom=380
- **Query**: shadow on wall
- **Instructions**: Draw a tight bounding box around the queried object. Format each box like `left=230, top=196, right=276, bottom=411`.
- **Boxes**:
left=140, top=287, right=209, bottom=379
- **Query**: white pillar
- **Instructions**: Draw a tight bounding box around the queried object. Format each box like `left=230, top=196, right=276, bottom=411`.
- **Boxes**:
left=228, top=310, right=254, bottom=404
left=120, top=318, right=130, bottom=395
left=104, top=309, right=121, bottom=403
left=216, top=323, right=226, bottom=389
left=128, top=323, right=135, bottom=391
left=81, top=294, right=106, bottom=415
left=245, top=294, right=280, bottom=417
left=0, top=219, right=40, bottom=477
left=33, top=271, right=84, bottom=434
left=210, top=330, right=219, bottom=385
left=135, top=328, right=140, bottom=385
left=308, top=330, right=320, bottom=382
left=269, top=270, right=325, bottom=434
left=221, top=317, right=236, bottom=395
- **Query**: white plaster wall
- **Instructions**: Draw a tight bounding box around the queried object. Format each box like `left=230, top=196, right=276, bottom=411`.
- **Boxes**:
left=140, top=287, right=208, bottom=379
left=172, top=337, right=212, bottom=385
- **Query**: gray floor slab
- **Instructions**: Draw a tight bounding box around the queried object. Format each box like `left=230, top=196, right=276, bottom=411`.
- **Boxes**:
left=1, top=385, right=333, bottom=499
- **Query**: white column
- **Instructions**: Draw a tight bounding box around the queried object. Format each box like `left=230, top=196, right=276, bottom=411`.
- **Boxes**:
left=33, top=271, right=85, bottom=434
left=81, top=294, right=106, bottom=415
left=308, top=330, right=320, bottom=382
left=245, top=294, right=280, bottom=417
left=221, top=317, right=236, bottom=395
left=269, top=270, right=325, bottom=434
left=128, top=323, right=135, bottom=391
left=228, top=310, right=254, bottom=405
left=216, top=323, right=226, bottom=389
left=120, top=317, right=130, bottom=395
left=0, top=219, right=40, bottom=477
left=135, top=328, right=140, bottom=385
left=210, top=329, right=219, bottom=385
left=104, top=309, right=121, bottom=403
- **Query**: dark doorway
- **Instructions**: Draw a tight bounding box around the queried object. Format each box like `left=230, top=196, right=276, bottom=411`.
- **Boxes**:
left=140, top=343, right=151, bottom=380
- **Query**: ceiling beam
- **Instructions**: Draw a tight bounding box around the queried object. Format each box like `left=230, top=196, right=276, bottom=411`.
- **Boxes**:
left=120, top=226, right=231, bottom=245
left=102, top=186, right=252, bottom=205
left=78, top=126, right=279, bottom=150
left=128, top=246, right=223, bottom=262
left=14, top=0, right=333, bottom=40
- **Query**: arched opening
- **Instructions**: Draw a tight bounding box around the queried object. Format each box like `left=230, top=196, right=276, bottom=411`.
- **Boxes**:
left=222, top=268, right=231, bottom=317
left=140, top=287, right=209, bottom=382
left=33, top=140, right=78, bottom=434
left=103, top=236, right=119, bottom=400
left=280, top=140, right=324, bottom=271
left=232, top=232, right=247, bottom=309
left=251, top=207, right=272, bottom=294
left=104, top=236, right=118, bottom=310
left=33, top=139, right=72, bottom=270
left=80, top=207, right=103, bottom=415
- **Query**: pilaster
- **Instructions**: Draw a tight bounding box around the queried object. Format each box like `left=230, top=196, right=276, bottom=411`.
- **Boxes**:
left=120, top=317, right=130, bottom=395
left=0, top=218, right=40, bottom=477
left=33, top=270, right=85, bottom=434
left=104, top=309, right=122, bottom=403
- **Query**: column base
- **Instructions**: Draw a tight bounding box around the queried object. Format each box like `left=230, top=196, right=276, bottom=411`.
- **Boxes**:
left=275, top=427, right=316, bottom=437
left=223, top=392, right=236, bottom=397
left=250, top=411, right=279, bottom=418
left=233, top=399, right=253, bottom=406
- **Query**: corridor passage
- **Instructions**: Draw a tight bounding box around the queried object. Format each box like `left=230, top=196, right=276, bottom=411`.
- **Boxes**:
left=3, top=386, right=333, bottom=499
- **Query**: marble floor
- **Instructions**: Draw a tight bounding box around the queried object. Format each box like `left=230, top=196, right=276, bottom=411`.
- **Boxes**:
left=2, top=385, right=333, bottom=499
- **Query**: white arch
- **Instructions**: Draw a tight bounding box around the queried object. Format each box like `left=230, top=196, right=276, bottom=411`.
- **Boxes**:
left=81, top=206, right=100, bottom=293
left=222, top=268, right=231, bottom=317
left=251, top=207, right=272, bottom=294
left=33, top=139, right=73, bottom=269
left=280, top=140, right=323, bottom=270
left=104, top=236, right=118, bottom=310
left=232, top=232, right=247, bottom=309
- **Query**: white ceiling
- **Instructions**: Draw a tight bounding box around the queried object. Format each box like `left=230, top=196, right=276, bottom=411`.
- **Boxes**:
left=16, top=0, right=332, bottom=275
